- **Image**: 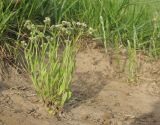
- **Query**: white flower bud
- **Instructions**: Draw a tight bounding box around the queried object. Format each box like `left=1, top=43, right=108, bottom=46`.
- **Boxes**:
left=44, top=17, right=51, bottom=24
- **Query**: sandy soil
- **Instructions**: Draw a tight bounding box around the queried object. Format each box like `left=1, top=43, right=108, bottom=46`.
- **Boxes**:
left=1, top=41, right=160, bottom=125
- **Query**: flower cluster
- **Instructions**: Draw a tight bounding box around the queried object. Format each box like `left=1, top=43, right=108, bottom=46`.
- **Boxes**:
left=21, top=40, right=27, bottom=47
left=24, top=20, right=35, bottom=30
left=72, top=21, right=87, bottom=28
left=44, top=17, right=51, bottom=25
left=24, top=17, right=94, bottom=46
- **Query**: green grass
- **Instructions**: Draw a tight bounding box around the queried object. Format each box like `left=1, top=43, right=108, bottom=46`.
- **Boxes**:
left=1, top=0, right=160, bottom=55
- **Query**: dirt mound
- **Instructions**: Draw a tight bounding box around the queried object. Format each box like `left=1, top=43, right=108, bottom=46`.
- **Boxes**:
left=1, top=41, right=160, bottom=125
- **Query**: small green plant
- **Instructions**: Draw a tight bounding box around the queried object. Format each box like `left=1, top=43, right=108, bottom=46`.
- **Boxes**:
left=100, top=16, right=107, bottom=53
left=21, top=18, right=91, bottom=113
left=127, top=40, right=137, bottom=82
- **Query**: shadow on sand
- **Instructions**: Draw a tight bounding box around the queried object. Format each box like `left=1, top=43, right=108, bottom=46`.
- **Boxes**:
left=65, top=71, right=109, bottom=111
left=130, top=101, right=160, bottom=125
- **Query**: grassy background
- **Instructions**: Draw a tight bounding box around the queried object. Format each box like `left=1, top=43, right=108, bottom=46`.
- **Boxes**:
left=1, top=0, right=160, bottom=56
